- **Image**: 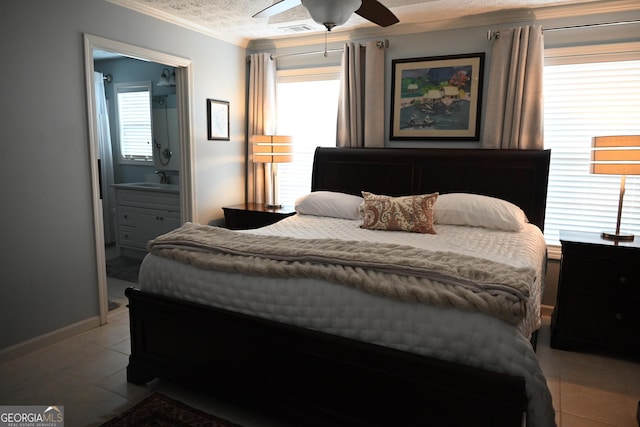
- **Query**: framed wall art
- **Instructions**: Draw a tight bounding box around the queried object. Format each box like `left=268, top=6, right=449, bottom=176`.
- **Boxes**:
left=390, top=53, right=484, bottom=141
left=207, top=99, right=230, bottom=141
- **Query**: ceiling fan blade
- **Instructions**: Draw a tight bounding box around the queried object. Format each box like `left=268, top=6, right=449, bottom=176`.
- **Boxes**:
left=355, top=0, right=399, bottom=27
left=253, top=0, right=302, bottom=18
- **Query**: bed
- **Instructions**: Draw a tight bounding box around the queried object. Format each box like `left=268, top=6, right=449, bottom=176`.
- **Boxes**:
left=125, top=147, right=554, bottom=427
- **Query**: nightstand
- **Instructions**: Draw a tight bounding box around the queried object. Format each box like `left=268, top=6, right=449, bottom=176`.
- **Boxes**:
left=550, top=230, right=640, bottom=357
left=222, top=203, right=296, bottom=230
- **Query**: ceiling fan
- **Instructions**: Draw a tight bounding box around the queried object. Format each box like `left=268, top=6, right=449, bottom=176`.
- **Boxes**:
left=253, top=0, right=399, bottom=32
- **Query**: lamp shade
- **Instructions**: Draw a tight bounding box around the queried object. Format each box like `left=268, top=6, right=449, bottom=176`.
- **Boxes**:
left=591, top=135, right=640, bottom=175
left=252, top=135, right=293, bottom=163
left=301, top=0, right=362, bottom=28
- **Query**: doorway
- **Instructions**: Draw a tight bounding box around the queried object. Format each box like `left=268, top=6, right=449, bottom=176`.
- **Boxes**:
left=83, top=34, right=194, bottom=324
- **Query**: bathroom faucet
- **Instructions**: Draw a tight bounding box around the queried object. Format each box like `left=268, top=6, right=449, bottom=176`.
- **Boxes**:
left=155, top=170, right=169, bottom=184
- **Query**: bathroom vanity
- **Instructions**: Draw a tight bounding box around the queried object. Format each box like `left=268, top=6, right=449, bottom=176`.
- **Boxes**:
left=112, top=183, right=180, bottom=256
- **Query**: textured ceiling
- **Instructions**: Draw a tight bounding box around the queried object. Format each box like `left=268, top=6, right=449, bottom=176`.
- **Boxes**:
left=108, top=0, right=618, bottom=46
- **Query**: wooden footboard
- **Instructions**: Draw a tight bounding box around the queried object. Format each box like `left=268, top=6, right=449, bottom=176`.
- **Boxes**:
left=126, top=287, right=527, bottom=427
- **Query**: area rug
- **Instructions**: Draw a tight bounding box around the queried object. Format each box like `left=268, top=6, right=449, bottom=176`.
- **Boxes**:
left=101, top=393, right=242, bottom=427
left=106, top=256, right=142, bottom=283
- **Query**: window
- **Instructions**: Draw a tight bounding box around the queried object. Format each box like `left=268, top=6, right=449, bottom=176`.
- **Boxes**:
left=276, top=67, right=341, bottom=206
left=114, top=82, right=153, bottom=163
left=543, top=43, right=640, bottom=248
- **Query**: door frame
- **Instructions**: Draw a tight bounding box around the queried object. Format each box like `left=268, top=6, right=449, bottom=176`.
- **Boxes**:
left=83, top=34, right=195, bottom=324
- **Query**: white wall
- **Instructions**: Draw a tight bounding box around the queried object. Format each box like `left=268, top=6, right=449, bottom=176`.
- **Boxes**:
left=0, top=0, right=246, bottom=351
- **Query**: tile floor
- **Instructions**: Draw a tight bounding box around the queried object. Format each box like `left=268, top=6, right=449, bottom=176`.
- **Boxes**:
left=0, top=280, right=638, bottom=427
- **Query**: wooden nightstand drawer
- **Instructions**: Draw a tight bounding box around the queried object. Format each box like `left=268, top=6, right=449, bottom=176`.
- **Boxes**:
left=562, top=257, right=640, bottom=294
left=562, top=293, right=640, bottom=345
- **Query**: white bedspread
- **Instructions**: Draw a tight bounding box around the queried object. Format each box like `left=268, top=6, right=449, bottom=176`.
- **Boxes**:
left=138, top=214, right=555, bottom=427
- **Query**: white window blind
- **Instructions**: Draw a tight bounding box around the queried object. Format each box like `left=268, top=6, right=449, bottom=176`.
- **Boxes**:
left=543, top=49, right=640, bottom=247
left=115, top=82, right=153, bottom=163
left=276, top=68, right=341, bottom=206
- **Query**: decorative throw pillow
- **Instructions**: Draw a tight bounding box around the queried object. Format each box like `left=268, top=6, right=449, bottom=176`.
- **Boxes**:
left=361, top=192, right=438, bottom=234
left=434, top=193, right=527, bottom=231
left=295, top=191, right=364, bottom=220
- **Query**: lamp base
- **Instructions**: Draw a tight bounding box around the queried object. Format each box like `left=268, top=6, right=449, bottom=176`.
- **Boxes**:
left=601, top=231, right=634, bottom=242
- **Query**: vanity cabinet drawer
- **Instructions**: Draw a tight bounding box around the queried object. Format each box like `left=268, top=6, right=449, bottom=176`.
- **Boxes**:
left=118, top=209, right=136, bottom=227
left=118, top=225, right=138, bottom=248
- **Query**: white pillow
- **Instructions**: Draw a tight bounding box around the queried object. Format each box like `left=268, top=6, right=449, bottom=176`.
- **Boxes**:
left=434, top=193, right=527, bottom=231
left=295, top=191, right=364, bottom=220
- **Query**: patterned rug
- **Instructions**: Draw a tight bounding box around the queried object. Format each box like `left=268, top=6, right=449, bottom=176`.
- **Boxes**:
left=101, top=393, right=242, bottom=427
left=106, top=256, right=142, bottom=283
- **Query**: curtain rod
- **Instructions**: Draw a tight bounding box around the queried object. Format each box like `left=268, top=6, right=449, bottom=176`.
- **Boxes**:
left=248, top=39, right=389, bottom=61
left=544, top=19, right=640, bottom=32
left=273, top=39, right=388, bottom=60
left=272, top=48, right=343, bottom=60
left=488, top=19, right=640, bottom=39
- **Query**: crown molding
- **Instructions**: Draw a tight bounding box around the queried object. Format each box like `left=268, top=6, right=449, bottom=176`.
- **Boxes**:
left=106, top=0, right=252, bottom=48
left=107, top=0, right=639, bottom=51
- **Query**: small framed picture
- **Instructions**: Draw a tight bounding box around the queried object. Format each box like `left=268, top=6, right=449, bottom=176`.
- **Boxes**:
left=207, top=99, right=230, bottom=140
left=390, top=53, right=485, bottom=141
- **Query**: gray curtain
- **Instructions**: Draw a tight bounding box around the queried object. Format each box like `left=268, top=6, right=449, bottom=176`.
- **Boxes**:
left=247, top=53, right=277, bottom=204
left=482, top=25, right=544, bottom=149
left=337, top=41, right=385, bottom=147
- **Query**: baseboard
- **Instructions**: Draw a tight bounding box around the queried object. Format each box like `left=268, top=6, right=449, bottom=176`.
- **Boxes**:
left=541, top=304, right=554, bottom=318
left=0, top=316, right=101, bottom=363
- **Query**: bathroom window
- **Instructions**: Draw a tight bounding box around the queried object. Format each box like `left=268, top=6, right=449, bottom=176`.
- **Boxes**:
left=114, top=82, right=153, bottom=164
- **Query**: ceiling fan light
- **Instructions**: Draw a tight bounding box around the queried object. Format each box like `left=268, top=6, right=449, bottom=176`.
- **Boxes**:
left=301, top=0, right=362, bottom=28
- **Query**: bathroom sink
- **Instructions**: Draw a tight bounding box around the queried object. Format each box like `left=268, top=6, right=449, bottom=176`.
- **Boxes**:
left=112, top=182, right=179, bottom=192
left=129, top=182, right=165, bottom=188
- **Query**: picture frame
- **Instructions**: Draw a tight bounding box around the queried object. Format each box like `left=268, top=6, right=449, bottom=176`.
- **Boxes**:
left=390, top=53, right=485, bottom=141
left=207, top=99, right=230, bottom=140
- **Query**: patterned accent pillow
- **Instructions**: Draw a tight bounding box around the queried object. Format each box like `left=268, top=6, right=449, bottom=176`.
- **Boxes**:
left=361, top=192, right=438, bottom=234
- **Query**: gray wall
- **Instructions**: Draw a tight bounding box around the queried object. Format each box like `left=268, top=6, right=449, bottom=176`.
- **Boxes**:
left=0, top=0, right=246, bottom=351
left=250, top=7, right=640, bottom=307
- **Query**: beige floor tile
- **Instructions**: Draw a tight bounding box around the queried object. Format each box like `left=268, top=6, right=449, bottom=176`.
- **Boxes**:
left=108, top=337, right=131, bottom=356
left=59, top=347, right=129, bottom=383
left=64, top=383, right=130, bottom=427
left=557, top=350, right=637, bottom=396
left=96, top=367, right=149, bottom=401
left=561, top=412, right=618, bottom=427
left=561, top=382, right=638, bottom=427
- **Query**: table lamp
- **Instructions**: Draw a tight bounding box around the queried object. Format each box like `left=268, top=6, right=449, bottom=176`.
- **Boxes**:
left=591, top=135, right=640, bottom=241
left=252, top=135, right=293, bottom=208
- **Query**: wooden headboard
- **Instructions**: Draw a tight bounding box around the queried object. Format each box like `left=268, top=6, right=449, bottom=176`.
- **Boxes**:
left=311, top=147, right=551, bottom=231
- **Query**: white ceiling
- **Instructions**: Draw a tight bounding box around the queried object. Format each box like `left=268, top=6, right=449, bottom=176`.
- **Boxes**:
left=107, top=0, right=633, bottom=47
